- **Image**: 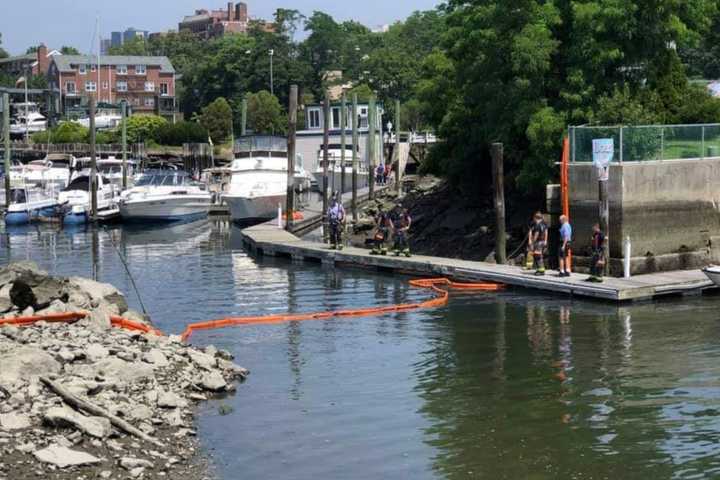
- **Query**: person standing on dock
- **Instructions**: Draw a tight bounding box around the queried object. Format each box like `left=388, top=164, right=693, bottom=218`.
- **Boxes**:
left=558, top=215, right=572, bottom=277
left=393, top=205, right=412, bottom=257
left=371, top=205, right=394, bottom=255
left=530, top=212, right=548, bottom=276
left=587, top=223, right=606, bottom=283
left=328, top=192, right=346, bottom=250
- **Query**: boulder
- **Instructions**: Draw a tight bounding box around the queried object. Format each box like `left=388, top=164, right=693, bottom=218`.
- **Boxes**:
left=10, top=281, right=36, bottom=311
left=33, top=444, right=101, bottom=468
left=70, top=358, right=154, bottom=384
left=0, top=346, right=61, bottom=383
left=86, top=343, right=109, bottom=362
left=0, top=262, right=48, bottom=288
left=119, top=457, right=154, bottom=470
left=0, top=412, right=31, bottom=430
left=35, top=299, right=68, bottom=316
left=0, top=284, right=13, bottom=313
left=143, top=349, right=169, bottom=368
left=66, top=290, right=91, bottom=310
left=88, top=306, right=112, bottom=331
left=44, top=407, right=112, bottom=439
left=122, top=309, right=147, bottom=325
left=199, top=371, right=227, bottom=392
left=64, top=277, right=128, bottom=313
left=31, top=276, right=66, bottom=309
left=157, top=390, right=187, bottom=409
left=188, top=350, right=216, bottom=370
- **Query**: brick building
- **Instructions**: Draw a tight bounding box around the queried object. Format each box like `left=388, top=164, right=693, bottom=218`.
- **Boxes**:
left=47, top=55, right=176, bottom=121
left=0, top=44, right=60, bottom=77
left=179, top=2, right=249, bottom=39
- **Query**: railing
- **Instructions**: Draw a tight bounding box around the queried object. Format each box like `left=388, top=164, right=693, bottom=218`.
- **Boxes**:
left=386, top=132, right=438, bottom=144
left=569, top=124, right=720, bottom=162
left=0, top=142, right=146, bottom=155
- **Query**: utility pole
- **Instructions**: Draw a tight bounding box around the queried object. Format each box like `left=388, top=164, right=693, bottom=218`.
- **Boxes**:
left=322, top=94, right=330, bottom=243
left=368, top=94, right=376, bottom=200
left=351, top=93, right=358, bottom=222
left=491, top=143, right=506, bottom=264
left=286, top=85, right=298, bottom=232
left=269, top=49, right=274, bottom=97
left=599, top=174, right=609, bottom=276
left=241, top=95, right=247, bottom=136
left=89, top=97, right=97, bottom=220
left=340, top=92, right=347, bottom=195
left=121, top=100, right=127, bottom=189
left=395, top=99, right=401, bottom=197
left=3, top=93, right=10, bottom=209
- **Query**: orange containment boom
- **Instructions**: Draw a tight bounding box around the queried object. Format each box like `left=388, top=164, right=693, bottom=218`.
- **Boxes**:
left=0, top=311, right=164, bottom=336
left=179, top=278, right=504, bottom=342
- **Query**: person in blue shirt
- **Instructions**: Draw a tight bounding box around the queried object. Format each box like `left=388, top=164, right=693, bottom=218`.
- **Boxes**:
left=327, top=192, right=346, bottom=250
left=558, top=215, right=572, bottom=277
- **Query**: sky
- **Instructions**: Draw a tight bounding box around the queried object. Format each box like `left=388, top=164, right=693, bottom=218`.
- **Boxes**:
left=1, top=0, right=440, bottom=55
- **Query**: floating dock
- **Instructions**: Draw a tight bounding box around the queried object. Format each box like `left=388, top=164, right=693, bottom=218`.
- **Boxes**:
left=240, top=222, right=716, bottom=302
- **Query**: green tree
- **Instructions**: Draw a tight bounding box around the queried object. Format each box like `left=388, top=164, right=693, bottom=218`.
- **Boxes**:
left=246, top=90, right=285, bottom=134
left=199, top=97, right=233, bottom=143
left=0, top=33, right=8, bottom=59
left=60, top=46, right=81, bottom=55
left=25, top=46, right=38, bottom=54
left=121, top=114, right=168, bottom=144
left=32, top=121, right=88, bottom=144
left=108, top=36, right=147, bottom=56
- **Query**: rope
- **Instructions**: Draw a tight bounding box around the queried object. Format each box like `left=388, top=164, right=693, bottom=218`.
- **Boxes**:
left=102, top=226, right=148, bottom=316
left=506, top=237, right=528, bottom=265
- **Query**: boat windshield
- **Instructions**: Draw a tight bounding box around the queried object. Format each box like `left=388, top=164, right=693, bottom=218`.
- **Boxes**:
left=136, top=172, right=192, bottom=187
left=234, top=136, right=287, bottom=156
left=98, top=165, right=122, bottom=175
left=64, top=176, right=90, bottom=192
left=9, top=188, right=26, bottom=204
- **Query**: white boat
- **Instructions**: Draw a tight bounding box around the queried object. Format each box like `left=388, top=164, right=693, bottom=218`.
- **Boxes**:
left=10, top=154, right=76, bottom=191
left=119, top=170, right=212, bottom=222
left=75, top=156, right=139, bottom=188
left=223, top=135, right=310, bottom=223
left=3, top=186, right=60, bottom=225
left=313, top=144, right=368, bottom=193
left=9, top=103, right=47, bottom=136
left=702, top=266, right=720, bottom=287
left=73, top=112, right=122, bottom=130
left=58, top=173, right=119, bottom=224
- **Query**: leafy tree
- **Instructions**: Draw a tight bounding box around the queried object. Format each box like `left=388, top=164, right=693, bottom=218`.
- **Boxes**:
left=347, top=84, right=373, bottom=103
left=121, top=114, right=168, bottom=144
left=199, top=97, right=233, bottom=143
left=60, top=46, right=80, bottom=55
left=246, top=90, right=285, bottom=134
left=156, top=121, right=208, bottom=146
left=0, top=33, right=8, bottom=59
left=32, top=122, right=88, bottom=144
left=108, top=36, right=147, bottom=56
left=25, top=46, right=38, bottom=54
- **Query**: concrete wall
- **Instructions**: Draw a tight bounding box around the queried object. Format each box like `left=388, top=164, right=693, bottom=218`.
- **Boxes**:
left=569, top=159, right=720, bottom=274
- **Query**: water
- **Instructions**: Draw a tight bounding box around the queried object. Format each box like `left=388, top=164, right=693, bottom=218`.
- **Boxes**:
left=4, top=219, right=720, bottom=479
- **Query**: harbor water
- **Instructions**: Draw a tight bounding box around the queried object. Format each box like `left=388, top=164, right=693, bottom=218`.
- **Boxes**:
left=5, top=219, right=720, bottom=478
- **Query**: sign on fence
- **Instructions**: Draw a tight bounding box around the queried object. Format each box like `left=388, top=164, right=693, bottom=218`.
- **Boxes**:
left=592, top=138, right=613, bottom=182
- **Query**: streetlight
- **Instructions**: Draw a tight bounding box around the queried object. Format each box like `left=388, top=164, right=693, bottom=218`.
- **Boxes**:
left=269, top=49, right=274, bottom=96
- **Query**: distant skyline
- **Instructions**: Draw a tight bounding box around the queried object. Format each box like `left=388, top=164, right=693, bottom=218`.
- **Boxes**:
left=1, top=0, right=440, bottom=55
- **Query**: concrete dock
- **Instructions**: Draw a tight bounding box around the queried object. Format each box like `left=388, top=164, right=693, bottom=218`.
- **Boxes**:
left=240, top=222, right=716, bottom=302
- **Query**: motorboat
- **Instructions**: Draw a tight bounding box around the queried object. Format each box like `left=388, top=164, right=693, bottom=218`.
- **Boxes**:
left=11, top=154, right=76, bottom=190
left=73, top=106, right=122, bottom=130
left=223, top=135, right=310, bottom=223
left=119, top=170, right=212, bottom=222
left=313, top=144, right=368, bottom=193
left=9, top=103, right=47, bottom=136
left=58, top=173, right=119, bottom=224
left=702, top=266, right=720, bottom=287
left=202, top=167, right=233, bottom=203
left=3, top=186, right=61, bottom=225
left=74, top=156, right=139, bottom=188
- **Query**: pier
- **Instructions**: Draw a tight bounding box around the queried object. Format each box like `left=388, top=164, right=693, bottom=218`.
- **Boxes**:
left=240, top=222, right=716, bottom=302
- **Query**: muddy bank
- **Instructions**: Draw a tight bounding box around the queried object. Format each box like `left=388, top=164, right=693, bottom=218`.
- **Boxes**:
left=0, top=262, right=247, bottom=480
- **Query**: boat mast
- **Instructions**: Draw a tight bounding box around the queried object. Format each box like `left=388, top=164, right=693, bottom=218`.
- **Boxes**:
left=97, top=17, right=101, bottom=105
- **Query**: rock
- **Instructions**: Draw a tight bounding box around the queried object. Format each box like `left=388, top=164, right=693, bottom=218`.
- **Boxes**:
left=70, top=358, right=154, bottom=384
left=31, top=276, right=66, bottom=309
left=0, top=413, right=31, bottom=430
left=129, top=467, right=145, bottom=478
left=65, top=277, right=128, bottom=314
left=21, top=306, right=34, bottom=316
left=43, top=406, right=111, bottom=439
left=0, top=262, right=48, bottom=287
left=56, top=348, right=75, bottom=363
left=188, top=350, right=216, bottom=370
left=127, top=404, right=153, bottom=422
left=88, top=307, right=112, bottom=331
left=122, top=309, right=147, bottom=325
left=86, top=343, right=109, bottom=361
left=0, top=346, right=61, bottom=383
left=10, top=281, right=36, bottom=311
left=157, top=390, right=186, bottom=409
left=163, top=409, right=184, bottom=427
left=33, top=444, right=101, bottom=468
left=0, top=284, right=13, bottom=313
left=35, top=299, right=68, bottom=316
left=100, top=471, right=113, bottom=479
left=199, top=371, right=227, bottom=392
left=143, top=349, right=169, bottom=367
left=119, top=457, right=154, bottom=470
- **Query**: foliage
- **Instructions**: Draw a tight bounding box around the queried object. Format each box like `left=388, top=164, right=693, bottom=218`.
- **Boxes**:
left=199, top=97, right=233, bottom=143
left=60, top=46, right=80, bottom=55
left=347, top=84, right=373, bottom=103
left=0, top=33, right=7, bottom=59
left=108, top=36, right=147, bottom=56
left=121, top=114, right=168, bottom=144
left=25, top=46, right=38, bottom=54
left=245, top=90, right=285, bottom=134
left=156, top=121, right=208, bottom=146
left=32, top=121, right=88, bottom=144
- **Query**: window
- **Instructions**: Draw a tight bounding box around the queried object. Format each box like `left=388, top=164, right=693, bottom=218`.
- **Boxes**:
left=116, top=64, right=127, bottom=75
left=133, top=98, right=140, bottom=106
left=85, top=81, right=97, bottom=92
left=160, top=83, right=169, bottom=96
left=144, top=97, right=155, bottom=107
left=308, top=109, right=321, bottom=129
left=65, top=81, right=76, bottom=94
left=331, top=107, right=340, bottom=129
left=135, top=65, right=146, bottom=75
left=359, top=107, right=369, bottom=129
left=116, top=81, right=127, bottom=92
left=102, top=81, right=108, bottom=90
left=90, top=64, right=96, bottom=72
left=144, top=82, right=155, bottom=92
left=78, top=64, right=86, bottom=75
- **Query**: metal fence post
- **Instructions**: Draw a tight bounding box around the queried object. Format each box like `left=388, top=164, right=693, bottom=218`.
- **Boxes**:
left=702, top=125, right=705, bottom=160
left=660, top=127, right=665, bottom=161
left=619, top=126, right=623, bottom=163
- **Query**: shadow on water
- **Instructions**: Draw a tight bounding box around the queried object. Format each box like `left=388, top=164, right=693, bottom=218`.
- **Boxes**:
left=4, top=221, right=720, bottom=478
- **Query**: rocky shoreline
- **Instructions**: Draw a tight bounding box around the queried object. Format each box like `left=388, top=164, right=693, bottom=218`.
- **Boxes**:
left=0, top=262, right=248, bottom=480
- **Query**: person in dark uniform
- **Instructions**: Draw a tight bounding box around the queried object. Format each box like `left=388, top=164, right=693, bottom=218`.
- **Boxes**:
left=530, top=212, right=548, bottom=275
left=392, top=206, right=412, bottom=257
left=587, top=223, right=606, bottom=282
left=371, top=206, right=394, bottom=255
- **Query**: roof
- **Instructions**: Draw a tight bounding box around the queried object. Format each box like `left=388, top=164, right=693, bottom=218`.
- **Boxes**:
left=0, top=53, right=35, bottom=65
left=52, top=55, right=175, bottom=73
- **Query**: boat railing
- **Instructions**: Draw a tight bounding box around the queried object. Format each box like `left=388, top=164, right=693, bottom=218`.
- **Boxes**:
left=233, top=136, right=288, bottom=156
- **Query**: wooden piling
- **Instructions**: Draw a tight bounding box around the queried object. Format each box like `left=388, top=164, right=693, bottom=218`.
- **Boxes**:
left=491, top=143, right=506, bottom=264
left=322, top=94, right=330, bottom=242
left=121, top=100, right=128, bottom=189
left=351, top=93, right=359, bottom=222
left=89, top=97, right=97, bottom=220
left=3, top=93, right=10, bottom=209
left=395, top=99, right=401, bottom=197
left=286, top=85, right=298, bottom=231
left=368, top=95, right=376, bottom=200
left=241, top=96, right=247, bottom=136
left=340, top=92, right=347, bottom=194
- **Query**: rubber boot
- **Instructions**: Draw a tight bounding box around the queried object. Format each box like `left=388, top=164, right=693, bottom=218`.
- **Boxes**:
left=370, top=248, right=379, bottom=255
left=403, top=248, right=411, bottom=258
left=525, top=252, right=534, bottom=270
left=381, top=247, right=388, bottom=256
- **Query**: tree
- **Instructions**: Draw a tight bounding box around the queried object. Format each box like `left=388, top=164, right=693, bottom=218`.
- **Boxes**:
left=108, top=36, right=147, bottom=56
left=246, top=91, right=285, bottom=134
left=0, top=33, right=8, bottom=59
left=25, top=46, right=38, bottom=54
left=121, top=114, right=168, bottom=144
left=32, top=121, right=88, bottom=144
left=60, top=46, right=80, bottom=55
left=199, top=97, right=233, bottom=143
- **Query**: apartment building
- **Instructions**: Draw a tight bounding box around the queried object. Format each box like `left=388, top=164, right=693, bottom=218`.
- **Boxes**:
left=0, top=44, right=60, bottom=77
left=179, top=2, right=249, bottom=39
left=47, top=55, right=176, bottom=121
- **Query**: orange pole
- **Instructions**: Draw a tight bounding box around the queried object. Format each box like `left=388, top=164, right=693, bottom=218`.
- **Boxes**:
left=561, top=136, right=572, bottom=270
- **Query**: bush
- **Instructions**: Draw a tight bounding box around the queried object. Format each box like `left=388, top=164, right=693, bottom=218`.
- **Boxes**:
left=31, top=121, right=88, bottom=144
left=156, top=121, right=208, bottom=146
left=121, top=114, right=168, bottom=144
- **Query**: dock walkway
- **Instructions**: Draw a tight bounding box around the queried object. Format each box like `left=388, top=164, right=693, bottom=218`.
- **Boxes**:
left=240, top=222, right=716, bottom=302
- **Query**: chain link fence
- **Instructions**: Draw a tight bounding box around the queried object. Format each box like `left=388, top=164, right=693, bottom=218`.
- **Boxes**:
left=570, top=124, right=720, bottom=162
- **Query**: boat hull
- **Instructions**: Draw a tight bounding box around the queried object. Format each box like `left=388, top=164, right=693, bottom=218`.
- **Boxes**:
left=4, top=204, right=59, bottom=225
left=313, top=171, right=368, bottom=193
left=702, top=267, right=720, bottom=287
left=224, top=194, right=285, bottom=223
left=119, top=195, right=212, bottom=222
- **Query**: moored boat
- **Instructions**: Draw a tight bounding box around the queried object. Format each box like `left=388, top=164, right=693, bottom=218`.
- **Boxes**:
left=3, top=186, right=61, bottom=225
left=312, top=144, right=368, bottom=193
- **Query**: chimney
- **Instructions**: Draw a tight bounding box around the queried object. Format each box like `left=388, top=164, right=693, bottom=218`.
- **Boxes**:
left=37, top=43, right=49, bottom=75
left=227, top=2, right=234, bottom=21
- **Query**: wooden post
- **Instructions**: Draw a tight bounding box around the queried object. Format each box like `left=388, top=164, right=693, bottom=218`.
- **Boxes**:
left=351, top=93, right=358, bottom=222
left=286, top=85, right=298, bottom=232
left=121, top=100, right=128, bottom=189
left=368, top=94, right=376, bottom=200
left=491, top=143, right=506, bottom=264
left=599, top=176, right=609, bottom=276
left=89, top=97, right=97, bottom=220
left=340, top=92, right=347, bottom=194
left=3, top=93, right=10, bottom=209
left=322, top=94, right=330, bottom=243
left=241, top=96, right=247, bottom=136
left=395, top=99, right=401, bottom=196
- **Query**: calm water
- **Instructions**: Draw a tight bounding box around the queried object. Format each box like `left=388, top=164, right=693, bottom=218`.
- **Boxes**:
left=4, top=220, right=720, bottom=479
